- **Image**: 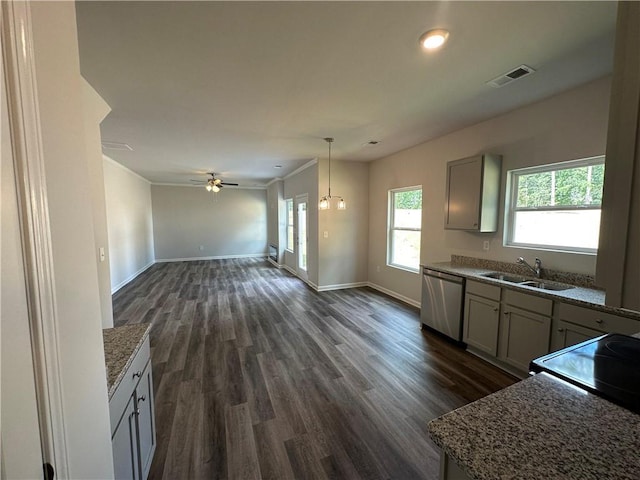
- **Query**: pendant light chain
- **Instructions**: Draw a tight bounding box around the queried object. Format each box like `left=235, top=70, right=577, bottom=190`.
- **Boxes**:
left=319, top=137, right=345, bottom=210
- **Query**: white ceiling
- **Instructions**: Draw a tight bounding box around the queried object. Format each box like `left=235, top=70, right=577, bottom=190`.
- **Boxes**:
left=75, top=1, right=617, bottom=186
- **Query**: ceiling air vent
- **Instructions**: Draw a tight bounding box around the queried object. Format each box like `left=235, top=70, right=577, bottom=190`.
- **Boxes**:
left=487, top=64, right=535, bottom=88
left=101, top=141, right=133, bottom=151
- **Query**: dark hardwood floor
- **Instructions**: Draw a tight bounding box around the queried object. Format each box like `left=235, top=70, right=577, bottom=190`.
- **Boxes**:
left=113, top=258, right=516, bottom=480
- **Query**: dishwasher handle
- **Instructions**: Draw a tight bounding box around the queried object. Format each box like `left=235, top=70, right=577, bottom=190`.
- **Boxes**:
left=423, top=268, right=464, bottom=284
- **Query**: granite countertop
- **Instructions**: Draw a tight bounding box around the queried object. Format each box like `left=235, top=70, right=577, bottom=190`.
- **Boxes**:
left=428, top=373, right=640, bottom=480
left=424, top=261, right=640, bottom=321
left=103, top=323, right=152, bottom=399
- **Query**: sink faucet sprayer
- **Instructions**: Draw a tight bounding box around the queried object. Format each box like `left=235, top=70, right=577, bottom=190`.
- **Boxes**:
left=517, top=257, right=542, bottom=278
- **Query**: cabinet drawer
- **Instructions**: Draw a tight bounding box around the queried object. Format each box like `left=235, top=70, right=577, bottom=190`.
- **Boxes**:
left=557, top=303, right=640, bottom=335
left=503, top=289, right=552, bottom=316
left=466, top=280, right=500, bottom=301
left=109, top=336, right=151, bottom=435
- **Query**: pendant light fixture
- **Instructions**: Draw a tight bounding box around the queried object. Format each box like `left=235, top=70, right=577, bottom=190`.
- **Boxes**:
left=319, top=137, right=346, bottom=210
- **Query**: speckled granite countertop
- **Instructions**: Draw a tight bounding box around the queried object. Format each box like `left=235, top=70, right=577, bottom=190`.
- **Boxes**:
left=103, top=323, right=152, bottom=399
left=424, top=261, right=640, bottom=321
left=428, top=373, right=640, bottom=480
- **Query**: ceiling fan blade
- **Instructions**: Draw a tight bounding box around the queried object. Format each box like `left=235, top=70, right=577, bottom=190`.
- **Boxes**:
left=220, top=182, right=239, bottom=186
left=190, top=179, right=207, bottom=183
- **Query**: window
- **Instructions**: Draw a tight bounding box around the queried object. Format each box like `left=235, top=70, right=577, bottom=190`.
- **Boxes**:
left=285, top=199, right=294, bottom=251
left=506, top=156, right=605, bottom=253
left=388, top=187, right=422, bottom=272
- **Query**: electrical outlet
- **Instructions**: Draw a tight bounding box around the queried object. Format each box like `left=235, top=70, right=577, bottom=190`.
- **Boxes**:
left=483, top=240, right=490, bottom=251
left=199, top=245, right=204, bottom=251
left=323, top=231, right=329, bottom=238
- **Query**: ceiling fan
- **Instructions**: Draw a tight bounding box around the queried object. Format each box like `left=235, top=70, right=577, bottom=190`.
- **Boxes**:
left=190, top=172, right=239, bottom=192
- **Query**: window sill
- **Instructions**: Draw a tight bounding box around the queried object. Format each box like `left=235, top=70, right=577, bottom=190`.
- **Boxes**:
left=387, top=263, right=420, bottom=274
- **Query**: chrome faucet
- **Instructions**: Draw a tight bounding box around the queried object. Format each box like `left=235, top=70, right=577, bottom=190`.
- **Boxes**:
left=517, top=257, right=542, bottom=278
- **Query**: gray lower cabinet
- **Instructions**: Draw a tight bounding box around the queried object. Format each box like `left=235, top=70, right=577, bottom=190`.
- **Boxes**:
left=463, top=281, right=552, bottom=376
left=498, top=306, right=551, bottom=372
left=552, top=302, right=640, bottom=351
left=463, top=294, right=500, bottom=356
left=110, top=337, right=156, bottom=480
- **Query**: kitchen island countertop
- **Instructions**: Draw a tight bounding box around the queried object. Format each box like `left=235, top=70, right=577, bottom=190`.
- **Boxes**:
left=428, top=372, right=640, bottom=480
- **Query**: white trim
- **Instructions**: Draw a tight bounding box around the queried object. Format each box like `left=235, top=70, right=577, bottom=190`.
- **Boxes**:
left=102, top=154, right=151, bottom=184
left=266, top=177, right=283, bottom=186
left=267, top=258, right=282, bottom=268
left=282, top=263, right=297, bottom=276
left=2, top=1, right=69, bottom=475
left=316, top=282, right=368, bottom=292
left=155, top=253, right=267, bottom=263
left=110, top=261, right=154, bottom=294
left=284, top=158, right=317, bottom=179
left=367, top=282, right=421, bottom=308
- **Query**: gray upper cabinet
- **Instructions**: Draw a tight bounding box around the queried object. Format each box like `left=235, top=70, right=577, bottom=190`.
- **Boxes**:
left=445, top=154, right=502, bottom=232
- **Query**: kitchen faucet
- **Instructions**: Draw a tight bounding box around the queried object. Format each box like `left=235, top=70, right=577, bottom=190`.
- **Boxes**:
left=517, top=257, right=542, bottom=278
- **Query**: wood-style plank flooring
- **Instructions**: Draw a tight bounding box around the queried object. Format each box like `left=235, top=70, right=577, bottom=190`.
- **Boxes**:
left=113, top=258, right=516, bottom=480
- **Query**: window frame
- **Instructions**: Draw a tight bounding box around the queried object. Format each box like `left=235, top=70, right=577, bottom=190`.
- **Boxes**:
left=505, top=156, right=605, bottom=254
left=285, top=198, right=294, bottom=252
left=387, top=185, right=422, bottom=273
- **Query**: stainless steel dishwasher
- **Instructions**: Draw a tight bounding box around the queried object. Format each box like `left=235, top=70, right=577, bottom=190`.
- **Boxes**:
left=421, top=268, right=465, bottom=342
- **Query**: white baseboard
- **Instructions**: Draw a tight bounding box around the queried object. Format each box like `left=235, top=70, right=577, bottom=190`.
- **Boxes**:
left=111, top=261, right=155, bottom=294
left=282, top=264, right=297, bottom=276
left=367, top=282, right=421, bottom=308
left=317, top=281, right=368, bottom=292
left=267, top=258, right=283, bottom=268
left=155, top=253, right=266, bottom=263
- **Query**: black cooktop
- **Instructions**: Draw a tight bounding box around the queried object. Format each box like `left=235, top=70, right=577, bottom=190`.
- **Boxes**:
left=530, top=333, right=640, bottom=414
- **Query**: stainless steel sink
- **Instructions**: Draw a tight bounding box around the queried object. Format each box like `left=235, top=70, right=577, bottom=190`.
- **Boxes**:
left=481, top=272, right=574, bottom=291
left=518, top=281, right=574, bottom=291
left=481, top=272, right=528, bottom=283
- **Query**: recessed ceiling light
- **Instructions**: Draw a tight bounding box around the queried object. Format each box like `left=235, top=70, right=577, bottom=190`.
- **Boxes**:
left=419, top=29, right=449, bottom=50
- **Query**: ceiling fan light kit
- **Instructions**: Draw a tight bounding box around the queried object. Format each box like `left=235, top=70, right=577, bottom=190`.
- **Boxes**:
left=319, top=137, right=346, bottom=211
left=191, top=173, right=239, bottom=194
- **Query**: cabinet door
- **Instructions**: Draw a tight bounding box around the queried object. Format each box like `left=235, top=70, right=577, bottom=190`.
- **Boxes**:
left=135, top=362, right=156, bottom=480
left=499, top=306, right=551, bottom=372
left=463, top=294, right=500, bottom=355
left=445, top=156, right=482, bottom=230
left=554, top=320, right=603, bottom=350
left=112, top=395, right=139, bottom=480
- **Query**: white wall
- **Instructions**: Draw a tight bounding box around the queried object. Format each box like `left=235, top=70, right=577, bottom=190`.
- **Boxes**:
left=151, top=185, right=267, bottom=260
left=81, top=79, right=113, bottom=328
left=30, top=2, right=114, bottom=477
left=104, top=156, right=155, bottom=293
left=369, top=77, right=611, bottom=304
left=267, top=179, right=286, bottom=263
left=1, top=43, right=43, bottom=479
left=318, top=160, right=369, bottom=288
left=284, top=162, right=319, bottom=286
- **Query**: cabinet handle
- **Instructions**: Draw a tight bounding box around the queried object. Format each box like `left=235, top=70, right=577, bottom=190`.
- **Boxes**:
left=133, top=370, right=142, bottom=379
left=493, top=308, right=499, bottom=312
left=503, top=311, right=509, bottom=315
left=557, top=328, right=565, bottom=332
left=595, top=319, right=603, bottom=324
left=134, top=408, right=140, bottom=416
left=137, top=395, right=146, bottom=403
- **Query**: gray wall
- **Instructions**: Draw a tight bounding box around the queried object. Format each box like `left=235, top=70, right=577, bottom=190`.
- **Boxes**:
left=81, top=79, right=113, bottom=327
left=368, top=77, right=611, bottom=305
left=104, top=156, right=155, bottom=292
left=284, top=162, right=319, bottom=286
left=318, top=159, right=369, bottom=288
left=151, top=185, right=268, bottom=260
